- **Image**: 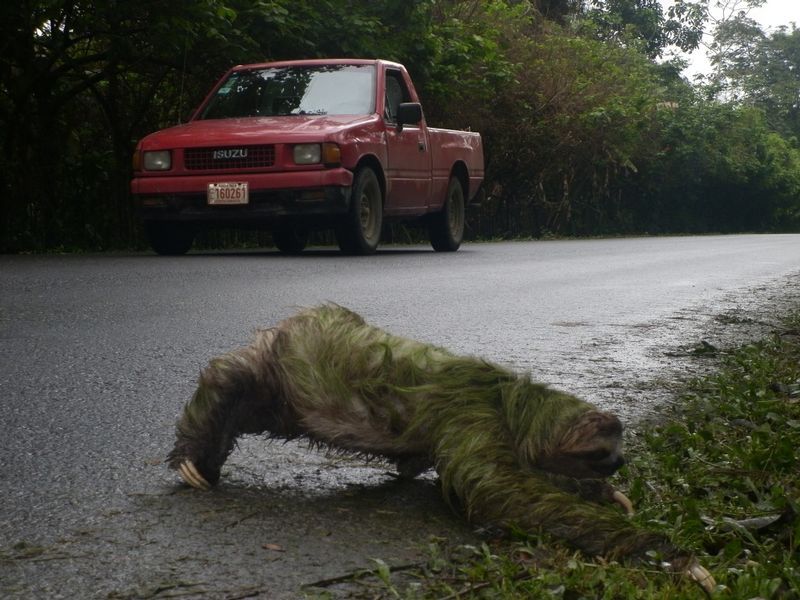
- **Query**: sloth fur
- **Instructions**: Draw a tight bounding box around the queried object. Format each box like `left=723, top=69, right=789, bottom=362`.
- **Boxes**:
left=168, top=304, right=713, bottom=588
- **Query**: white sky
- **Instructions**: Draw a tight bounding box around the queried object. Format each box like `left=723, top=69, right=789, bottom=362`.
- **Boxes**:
left=661, top=0, right=800, bottom=75
left=747, top=0, right=800, bottom=26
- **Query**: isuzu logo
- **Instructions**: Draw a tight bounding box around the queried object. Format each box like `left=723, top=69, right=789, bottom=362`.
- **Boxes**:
left=213, top=148, right=248, bottom=160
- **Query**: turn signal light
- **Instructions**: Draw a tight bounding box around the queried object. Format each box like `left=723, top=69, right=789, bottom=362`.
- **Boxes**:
left=322, top=143, right=341, bottom=167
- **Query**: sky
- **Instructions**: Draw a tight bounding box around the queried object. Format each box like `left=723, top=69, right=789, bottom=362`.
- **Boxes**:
left=661, top=0, right=800, bottom=75
left=747, top=0, right=800, bottom=27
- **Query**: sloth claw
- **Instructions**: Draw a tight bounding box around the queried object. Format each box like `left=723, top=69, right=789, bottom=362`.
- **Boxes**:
left=178, top=460, right=211, bottom=490
left=688, top=563, right=716, bottom=594
left=611, top=490, right=634, bottom=516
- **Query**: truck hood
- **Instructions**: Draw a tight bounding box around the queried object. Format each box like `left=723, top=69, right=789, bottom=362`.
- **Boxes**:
left=138, top=114, right=377, bottom=149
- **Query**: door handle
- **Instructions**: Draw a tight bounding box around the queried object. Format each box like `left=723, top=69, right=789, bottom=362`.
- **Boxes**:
left=418, top=142, right=426, bottom=152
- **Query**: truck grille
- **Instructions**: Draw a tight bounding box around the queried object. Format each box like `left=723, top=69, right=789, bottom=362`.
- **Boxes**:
left=184, top=145, right=275, bottom=170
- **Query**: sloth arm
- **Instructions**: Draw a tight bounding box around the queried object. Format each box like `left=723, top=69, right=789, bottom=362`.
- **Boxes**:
left=432, top=417, right=678, bottom=562
left=438, top=446, right=714, bottom=591
left=540, top=472, right=626, bottom=507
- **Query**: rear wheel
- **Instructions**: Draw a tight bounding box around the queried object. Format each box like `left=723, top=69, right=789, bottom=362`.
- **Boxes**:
left=272, top=226, right=308, bottom=254
left=429, top=175, right=465, bottom=252
left=336, top=167, right=383, bottom=255
left=144, top=221, right=195, bottom=255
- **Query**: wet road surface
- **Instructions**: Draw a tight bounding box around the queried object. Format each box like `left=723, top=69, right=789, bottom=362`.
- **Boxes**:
left=2, top=235, right=800, bottom=598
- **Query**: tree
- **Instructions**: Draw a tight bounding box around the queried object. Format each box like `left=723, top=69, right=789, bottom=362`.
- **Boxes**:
left=583, top=0, right=707, bottom=58
left=708, top=13, right=800, bottom=139
left=622, top=92, right=800, bottom=233
left=0, top=0, right=257, bottom=250
left=533, top=0, right=583, bottom=22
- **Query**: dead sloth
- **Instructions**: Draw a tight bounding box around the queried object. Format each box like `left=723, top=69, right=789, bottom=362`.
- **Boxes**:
left=168, top=304, right=714, bottom=592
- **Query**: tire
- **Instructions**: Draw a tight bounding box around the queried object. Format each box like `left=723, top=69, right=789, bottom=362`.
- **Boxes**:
left=429, top=175, right=465, bottom=252
left=144, top=221, right=195, bottom=255
left=273, top=226, right=308, bottom=254
left=336, top=167, right=383, bottom=255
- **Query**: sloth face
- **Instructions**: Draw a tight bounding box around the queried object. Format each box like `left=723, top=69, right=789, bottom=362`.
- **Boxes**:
left=536, top=410, right=626, bottom=479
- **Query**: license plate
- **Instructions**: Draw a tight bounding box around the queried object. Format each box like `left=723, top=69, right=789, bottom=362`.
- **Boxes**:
left=208, top=182, right=248, bottom=205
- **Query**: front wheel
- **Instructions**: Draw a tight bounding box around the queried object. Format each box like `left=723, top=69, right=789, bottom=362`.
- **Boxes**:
left=429, top=176, right=465, bottom=252
left=144, top=221, right=195, bottom=255
left=336, top=167, right=383, bottom=255
left=272, top=226, right=308, bottom=254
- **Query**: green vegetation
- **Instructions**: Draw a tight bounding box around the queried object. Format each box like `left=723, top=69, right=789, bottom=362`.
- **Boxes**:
left=3, top=0, right=800, bottom=251
left=311, top=312, right=800, bottom=598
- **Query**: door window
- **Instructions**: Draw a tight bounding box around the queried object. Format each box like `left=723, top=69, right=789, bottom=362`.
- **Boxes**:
left=384, top=71, right=411, bottom=124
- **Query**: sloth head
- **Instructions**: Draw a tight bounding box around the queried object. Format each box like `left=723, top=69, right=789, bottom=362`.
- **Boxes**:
left=536, top=410, right=625, bottom=479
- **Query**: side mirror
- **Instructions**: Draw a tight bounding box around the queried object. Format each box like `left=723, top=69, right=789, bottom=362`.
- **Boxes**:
left=396, top=102, right=422, bottom=131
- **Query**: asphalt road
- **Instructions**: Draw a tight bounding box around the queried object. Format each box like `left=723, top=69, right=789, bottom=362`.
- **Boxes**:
left=3, top=235, right=800, bottom=598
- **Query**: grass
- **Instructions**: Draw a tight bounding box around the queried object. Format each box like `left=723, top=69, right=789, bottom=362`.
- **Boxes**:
left=319, top=313, right=800, bottom=599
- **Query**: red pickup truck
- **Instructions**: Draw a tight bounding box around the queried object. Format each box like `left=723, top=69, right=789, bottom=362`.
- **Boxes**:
left=131, top=58, right=484, bottom=255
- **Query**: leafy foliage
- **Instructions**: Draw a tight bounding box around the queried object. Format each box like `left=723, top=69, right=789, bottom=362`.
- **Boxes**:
left=709, top=17, right=800, bottom=140
left=621, top=94, right=800, bottom=233
left=583, top=0, right=707, bottom=58
left=626, top=324, right=800, bottom=597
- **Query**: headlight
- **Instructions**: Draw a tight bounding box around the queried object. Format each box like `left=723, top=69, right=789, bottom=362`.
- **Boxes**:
left=293, top=144, right=321, bottom=164
left=143, top=150, right=171, bottom=171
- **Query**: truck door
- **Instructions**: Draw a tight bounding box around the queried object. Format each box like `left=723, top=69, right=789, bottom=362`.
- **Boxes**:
left=383, top=69, right=431, bottom=213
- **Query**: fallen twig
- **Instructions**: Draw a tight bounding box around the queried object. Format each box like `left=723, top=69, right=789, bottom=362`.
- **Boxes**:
left=303, top=562, right=422, bottom=589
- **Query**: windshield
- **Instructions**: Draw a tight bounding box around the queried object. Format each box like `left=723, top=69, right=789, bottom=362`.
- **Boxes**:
left=199, top=64, right=376, bottom=119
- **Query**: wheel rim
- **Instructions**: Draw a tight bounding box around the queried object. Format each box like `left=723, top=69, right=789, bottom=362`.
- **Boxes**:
left=448, top=184, right=464, bottom=238
left=359, top=179, right=381, bottom=243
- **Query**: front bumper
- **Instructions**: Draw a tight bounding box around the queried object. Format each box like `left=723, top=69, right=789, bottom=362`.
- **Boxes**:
left=132, top=168, right=353, bottom=226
